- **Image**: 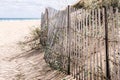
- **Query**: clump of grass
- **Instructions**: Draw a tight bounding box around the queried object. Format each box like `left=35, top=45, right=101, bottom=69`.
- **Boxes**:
left=30, top=26, right=41, bottom=40
left=74, top=0, right=120, bottom=9
left=18, top=26, right=41, bottom=51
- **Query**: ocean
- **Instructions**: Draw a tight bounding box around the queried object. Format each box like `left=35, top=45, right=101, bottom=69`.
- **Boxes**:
left=0, top=18, right=40, bottom=21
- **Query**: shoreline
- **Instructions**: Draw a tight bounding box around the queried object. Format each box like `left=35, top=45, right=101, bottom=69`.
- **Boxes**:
left=0, top=18, right=40, bottom=20
left=0, top=19, right=41, bottom=22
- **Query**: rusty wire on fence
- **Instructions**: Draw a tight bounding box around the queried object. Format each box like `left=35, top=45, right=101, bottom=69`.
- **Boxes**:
left=41, top=6, right=120, bottom=80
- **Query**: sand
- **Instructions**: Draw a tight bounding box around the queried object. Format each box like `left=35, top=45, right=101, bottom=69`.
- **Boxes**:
left=0, top=20, right=69, bottom=80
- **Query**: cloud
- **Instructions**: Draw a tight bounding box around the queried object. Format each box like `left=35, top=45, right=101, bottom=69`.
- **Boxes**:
left=0, top=0, right=77, bottom=18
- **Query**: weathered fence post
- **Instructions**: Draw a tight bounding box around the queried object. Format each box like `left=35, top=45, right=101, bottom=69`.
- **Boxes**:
left=41, top=12, right=43, bottom=30
left=67, top=5, right=70, bottom=75
left=104, top=7, right=111, bottom=80
left=45, top=8, right=49, bottom=46
left=46, top=8, right=49, bottom=29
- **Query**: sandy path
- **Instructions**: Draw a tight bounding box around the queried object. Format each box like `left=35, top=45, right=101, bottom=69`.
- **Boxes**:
left=0, top=20, right=67, bottom=80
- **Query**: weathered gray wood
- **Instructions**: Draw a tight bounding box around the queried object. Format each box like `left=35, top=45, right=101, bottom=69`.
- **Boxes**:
left=42, top=6, right=120, bottom=80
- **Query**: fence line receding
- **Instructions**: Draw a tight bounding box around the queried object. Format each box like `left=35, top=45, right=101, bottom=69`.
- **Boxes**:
left=41, top=6, right=120, bottom=80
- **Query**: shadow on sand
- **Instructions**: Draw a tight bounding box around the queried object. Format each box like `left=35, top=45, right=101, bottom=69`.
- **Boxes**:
left=8, top=48, right=43, bottom=61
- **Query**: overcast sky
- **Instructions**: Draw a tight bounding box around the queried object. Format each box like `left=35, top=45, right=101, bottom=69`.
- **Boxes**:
left=0, top=0, right=77, bottom=18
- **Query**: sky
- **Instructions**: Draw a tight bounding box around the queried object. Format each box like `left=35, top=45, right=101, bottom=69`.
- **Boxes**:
left=0, top=0, right=78, bottom=18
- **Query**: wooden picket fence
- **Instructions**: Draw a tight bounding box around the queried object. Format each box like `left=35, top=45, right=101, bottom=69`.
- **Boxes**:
left=41, top=6, right=120, bottom=80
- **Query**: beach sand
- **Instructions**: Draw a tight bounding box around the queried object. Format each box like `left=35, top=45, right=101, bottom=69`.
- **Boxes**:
left=0, top=20, right=68, bottom=80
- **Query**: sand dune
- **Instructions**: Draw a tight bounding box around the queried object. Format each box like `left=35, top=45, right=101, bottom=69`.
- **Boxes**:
left=0, top=20, right=40, bottom=59
left=0, top=20, right=70, bottom=80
